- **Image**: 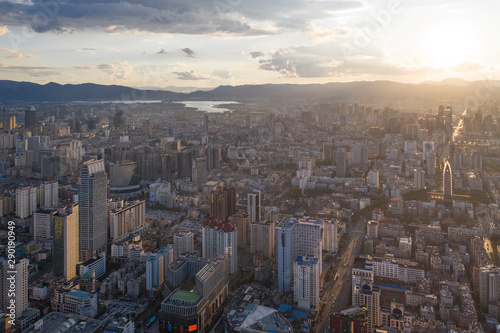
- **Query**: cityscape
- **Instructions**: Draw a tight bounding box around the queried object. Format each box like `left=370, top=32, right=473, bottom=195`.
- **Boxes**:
left=1, top=1, right=500, bottom=333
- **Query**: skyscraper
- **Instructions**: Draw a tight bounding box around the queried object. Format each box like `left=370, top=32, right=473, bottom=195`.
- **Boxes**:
left=250, top=220, right=275, bottom=258
left=173, top=232, right=194, bottom=258
left=192, top=156, right=207, bottom=184
left=209, top=186, right=236, bottom=221
left=293, top=255, right=320, bottom=309
left=276, top=217, right=323, bottom=292
left=0, top=258, right=28, bottom=318
left=203, top=114, right=209, bottom=133
left=202, top=218, right=238, bottom=275
left=414, top=168, right=426, bottom=190
left=15, top=186, right=37, bottom=219
left=247, top=190, right=261, bottom=223
left=79, top=159, right=108, bottom=262
left=34, top=208, right=57, bottom=241
left=25, top=106, right=37, bottom=130
left=336, top=149, right=348, bottom=178
left=443, top=160, right=453, bottom=207
left=53, top=203, right=79, bottom=281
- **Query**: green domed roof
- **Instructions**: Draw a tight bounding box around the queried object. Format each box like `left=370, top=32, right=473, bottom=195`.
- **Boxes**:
left=82, top=272, right=91, bottom=280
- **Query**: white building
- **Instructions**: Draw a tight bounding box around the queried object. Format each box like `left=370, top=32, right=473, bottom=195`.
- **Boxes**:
left=276, top=217, right=323, bottom=292
left=247, top=190, right=261, bottom=223
left=51, top=288, right=98, bottom=318
left=39, top=181, right=58, bottom=208
left=108, top=200, right=146, bottom=240
left=79, top=253, right=106, bottom=280
left=16, top=186, right=37, bottom=219
left=293, top=256, right=320, bottom=309
left=0, top=258, right=28, bottom=318
left=414, top=168, right=426, bottom=190
left=202, top=218, right=237, bottom=275
left=173, top=232, right=194, bottom=258
left=145, top=247, right=172, bottom=291
left=322, top=219, right=339, bottom=253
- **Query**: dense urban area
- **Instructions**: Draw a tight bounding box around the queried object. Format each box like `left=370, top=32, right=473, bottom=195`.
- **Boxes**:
left=1, top=97, right=500, bottom=333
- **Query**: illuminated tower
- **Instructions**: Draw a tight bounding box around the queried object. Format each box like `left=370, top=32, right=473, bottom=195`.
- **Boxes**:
left=443, top=160, right=453, bottom=207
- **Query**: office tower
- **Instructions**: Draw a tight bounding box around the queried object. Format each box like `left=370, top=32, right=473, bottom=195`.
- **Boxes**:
left=443, top=160, right=453, bottom=207
left=0, top=258, right=28, bottom=318
left=25, top=106, right=37, bottom=130
left=173, top=232, right=194, bottom=258
left=414, top=168, right=426, bottom=190
left=336, top=149, right=348, bottom=177
left=79, top=159, right=108, bottom=262
left=34, top=208, right=57, bottom=241
left=41, top=155, right=67, bottom=179
left=146, top=251, right=165, bottom=291
left=39, top=180, right=59, bottom=208
left=276, top=217, right=323, bottom=292
left=367, top=170, right=379, bottom=187
left=405, top=124, right=420, bottom=140
left=293, top=255, right=320, bottom=309
left=323, top=142, right=334, bottom=163
left=229, top=212, right=250, bottom=248
left=205, top=146, right=221, bottom=171
left=202, top=218, right=237, bottom=274
left=142, top=120, right=152, bottom=136
left=53, top=203, right=79, bottom=281
left=15, top=186, right=37, bottom=219
left=209, top=186, right=236, bottom=221
left=352, top=266, right=380, bottom=329
left=479, top=266, right=500, bottom=311
left=2, top=116, right=16, bottom=130
left=250, top=220, right=275, bottom=258
left=367, top=220, right=379, bottom=238
left=177, top=150, right=193, bottom=180
left=192, top=156, right=207, bottom=184
left=322, top=219, right=339, bottom=253
left=203, top=114, right=209, bottom=133
left=247, top=190, right=261, bottom=223
left=350, top=145, right=368, bottom=165
left=108, top=200, right=146, bottom=240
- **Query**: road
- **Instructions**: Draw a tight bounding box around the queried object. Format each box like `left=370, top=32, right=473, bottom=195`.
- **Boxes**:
left=316, top=216, right=366, bottom=333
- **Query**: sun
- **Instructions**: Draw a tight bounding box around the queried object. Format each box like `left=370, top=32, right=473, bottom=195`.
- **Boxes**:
left=423, top=22, right=476, bottom=68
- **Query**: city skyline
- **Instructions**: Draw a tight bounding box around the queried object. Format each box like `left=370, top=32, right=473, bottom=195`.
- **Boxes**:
left=0, top=0, right=498, bottom=89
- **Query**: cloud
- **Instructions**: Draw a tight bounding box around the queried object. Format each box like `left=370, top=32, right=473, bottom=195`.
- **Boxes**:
left=172, top=70, right=210, bottom=80
left=0, top=0, right=362, bottom=36
left=250, top=51, right=265, bottom=59
left=97, top=60, right=133, bottom=80
left=0, top=49, right=35, bottom=58
left=157, top=49, right=167, bottom=54
left=213, top=69, right=233, bottom=79
left=450, top=62, right=483, bottom=72
left=0, top=63, right=59, bottom=77
left=74, top=48, right=119, bottom=54
left=181, top=47, right=195, bottom=58
left=0, top=25, right=8, bottom=36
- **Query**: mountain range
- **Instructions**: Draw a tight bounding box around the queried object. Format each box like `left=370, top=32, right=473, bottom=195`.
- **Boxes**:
left=1, top=79, right=500, bottom=104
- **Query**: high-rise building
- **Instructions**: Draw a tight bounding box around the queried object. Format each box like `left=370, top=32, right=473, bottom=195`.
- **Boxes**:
left=41, top=155, right=67, bottom=179
left=229, top=211, right=250, bottom=248
left=25, top=106, right=37, bottom=130
left=413, top=168, right=426, bottom=190
left=202, top=218, right=237, bottom=275
left=53, top=203, right=79, bottom=281
left=352, top=263, right=380, bottom=329
left=209, top=186, right=236, bottom=221
left=79, top=159, right=108, bottom=262
left=15, top=186, right=37, bottom=219
left=276, top=217, right=323, bottom=292
left=177, top=150, right=193, bottom=180
left=203, top=114, right=209, bottom=133
left=142, top=120, right=153, bottom=136
left=247, top=190, right=261, bottom=223
left=108, top=200, right=146, bottom=241
left=146, top=251, right=165, bottom=291
left=34, top=208, right=57, bottom=241
left=173, top=232, right=194, bottom=258
left=205, top=146, right=221, bottom=171
left=322, top=219, right=339, bottom=253
left=192, top=156, right=207, bottom=184
left=443, top=160, right=453, bottom=207
left=336, top=149, right=348, bottom=177
left=2, top=116, right=16, bottom=130
left=250, top=220, right=275, bottom=258
left=367, top=170, right=379, bottom=188
left=323, top=142, right=334, bottom=163
left=479, top=266, right=500, bottom=312
left=39, top=180, right=59, bottom=208
left=293, top=255, right=320, bottom=309
left=0, top=258, right=28, bottom=318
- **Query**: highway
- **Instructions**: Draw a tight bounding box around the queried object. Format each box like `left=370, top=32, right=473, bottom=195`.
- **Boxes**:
left=316, top=216, right=366, bottom=333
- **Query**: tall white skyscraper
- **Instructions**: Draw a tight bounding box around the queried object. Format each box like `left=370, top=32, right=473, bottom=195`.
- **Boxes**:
left=322, top=219, right=339, bottom=253
left=173, top=232, right=194, bottom=258
left=146, top=251, right=165, bottom=291
left=15, top=186, right=37, bottom=219
left=202, top=218, right=238, bottom=275
left=276, top=217, right=323, bottom=292
left=247, top=190, right=261, bottom=223
left=0, top=258, right=28, bottom=318
left=293, top=255, right=320, bottom=309
left=79, top=159, right=108, bottom=262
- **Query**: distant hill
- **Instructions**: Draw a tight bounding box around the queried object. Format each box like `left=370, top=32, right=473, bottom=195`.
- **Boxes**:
left=1, top=79, right=500, bottom=103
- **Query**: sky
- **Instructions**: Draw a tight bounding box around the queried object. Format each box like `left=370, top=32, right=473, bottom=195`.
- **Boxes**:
left=0, top=0, right=498, bottom=90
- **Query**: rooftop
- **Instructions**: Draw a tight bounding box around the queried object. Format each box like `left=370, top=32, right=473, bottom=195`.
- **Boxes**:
left=171, top=290, right=200, bottom=302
